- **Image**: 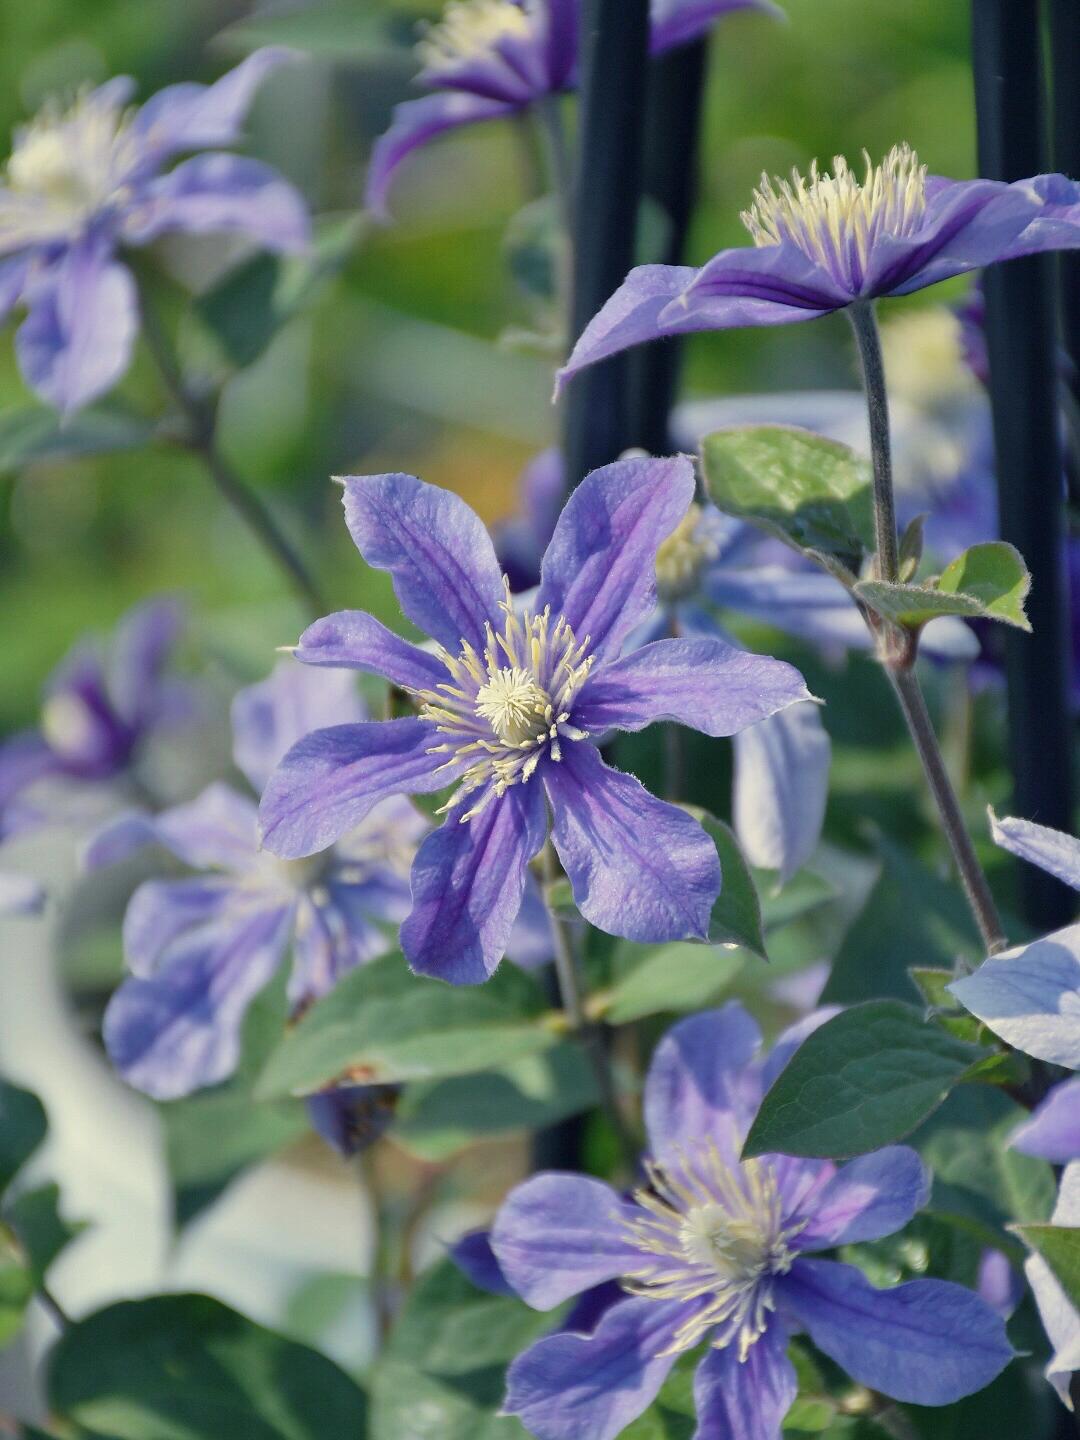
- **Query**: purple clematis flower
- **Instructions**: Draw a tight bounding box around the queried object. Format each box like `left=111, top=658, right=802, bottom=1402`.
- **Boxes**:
left=490, top=1003, right=1013, bottom=1440
left=950, top=812, right=1080, bottom=1070
left=365, top=0, right=781, bottom=218
left=557, top=146, right=1080, bottom=390
left=0, top=49, right=309, bottom=414
left=90, top=660, right=425, bottom=1101
left=0, top=597, right=193, bottom=840
left=259, top=456, right=813, bottom=983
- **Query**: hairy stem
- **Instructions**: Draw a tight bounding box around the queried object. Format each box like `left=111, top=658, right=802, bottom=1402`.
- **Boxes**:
left=137, top=280, right=326, bottom=617
left=848, top=301, right=1007, bottom=955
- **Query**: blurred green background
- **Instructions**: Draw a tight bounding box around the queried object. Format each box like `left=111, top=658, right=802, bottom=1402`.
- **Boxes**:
left=0, top=0, right=976, bottom=729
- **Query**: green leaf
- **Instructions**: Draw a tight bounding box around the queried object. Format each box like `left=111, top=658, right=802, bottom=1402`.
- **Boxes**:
left=0, top=1228, right=33, bottom=1347
left=701, top=426, right=875, bottom=567
left=5, top=1184, right=84, bottom=1284
left=695, top=811, right=767, bottom=958
left=0, top=1080, right=47, bottom=1196
left=938, top=541, right=1031, bottom=630
left=603, top=941, right=744, bottom=1024
left=743, top=1001, right=991, bottom=1159
left=1013, top=1224, right=1080, bottom=1309
left=393, top=1044, right=598, bottom=1161
left=0, top=406, right=153, bottom=474
left=503, top=197, right=564, bottom=313
left=216, top=6, right=408, bottom=62
left=852, top=579, right=984, bottom=628
left=47, top=1294, right=368, bottom=1440
left=897, top=512, right=927, bottom=581
left=256, top=954, right=555, bottom=1099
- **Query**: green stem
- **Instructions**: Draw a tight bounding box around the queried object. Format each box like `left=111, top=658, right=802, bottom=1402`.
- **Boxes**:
left=542, top=843, right=636, bottom=1170
left=137, top=280, right=326, bottom=617
left=847, top=301, right=1007, bottom=956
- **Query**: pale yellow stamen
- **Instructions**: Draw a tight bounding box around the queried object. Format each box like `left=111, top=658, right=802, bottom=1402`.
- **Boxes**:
left=5, top=88, right=139, bottom=221
left=655, top=503, right=720, bottom=600
left=417, top=0, right=531, bottom=69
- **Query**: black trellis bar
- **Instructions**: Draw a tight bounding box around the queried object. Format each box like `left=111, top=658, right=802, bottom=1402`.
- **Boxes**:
left=971, top=0, right=1075, bottom=930
left=562, top=0, right=651, bottom=487
left=1050, top=0, right=1080, bottom=412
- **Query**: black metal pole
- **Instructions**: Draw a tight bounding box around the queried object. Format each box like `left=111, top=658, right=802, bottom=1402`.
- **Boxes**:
left=561, top=0, right=651, bottom=486
left=1050, top=0, right=1080, bottom=402
left=972, top=0, right=1075, bottom=932
left=627, top=38, right=709, bottom=455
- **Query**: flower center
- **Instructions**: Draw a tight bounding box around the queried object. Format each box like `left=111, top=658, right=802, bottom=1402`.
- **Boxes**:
left=417, top=0, right=532, bottom=70
left=6, top=90, right=138, bottom=218
left=413, top=581, right=592, bottom=820
left=655, top=503, right=720, bottom=601
left=740, top=144, right=927, bottom=292
left=621, top=1144, right=803, bottom=1361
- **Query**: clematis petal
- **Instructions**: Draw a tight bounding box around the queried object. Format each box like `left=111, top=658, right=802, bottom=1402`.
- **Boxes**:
left=793, top=1147, right=930, bottom=1251
left=341, top=472, right=506, bottom=654
left=537, top=455, right=695, bottom=663
left=259, top=718, right=449, bottom=860
left=1009, top=1078, right=1080, bottom=1163
left=1025, top=1161, right=1080, bottom=1405
left=104, top=897, right=294, bottom=1100
left=231, top=661, right=364, bottom=795
left=948, top=923, right=1080, bottom=1069
left=651, top=0, right=784, bottom=54
left=292, top=610, right=448, bottom=690
left=450, top=1229, right=514, bottom=1297
left=365, top=91, right=517, bottom=220
left=129, top=48, right=297, bottom=166
left=675, top=239, right=851, bottom=318
left=106, top=597, right=184, bottom=729
left=545, top=742, right=720, bottom=942
left=0, top=732, right=61, bottom=816
left=152, top=782, right=260, bottom=870
left=733, top=703, right=830, bottom=884
left=401, top=783, right=547, bottom=984
left=123, top=875, right=236, bottom=977
left=574, top=637, right=812, bottom=737
left=643, top=1003, right=763, bottom=1165
left=504, top=872, right=555, bottom=969
left=779, top=1258, right=1013, bottom=1405
left=503, top=1296, right=686, bottom=1440
left=492, top=1173, right=642, bottom=1310
left=702, top=565, right=873, bottom=651
left=989, top=811, right=1080, bottom=891
left=16, top=241, right=138, bottom=415
left=123, top=154, right=309, bottom=252
left=690, top=1320, right=797, bottom=1440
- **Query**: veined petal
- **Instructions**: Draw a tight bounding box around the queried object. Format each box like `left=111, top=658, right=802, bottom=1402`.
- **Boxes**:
left=151, top=782, right=260, bottom=870
left=675, top=239, right=851, bottom=317
left=401, top=782, right=547, bottom=984
left=546, top=743, right=720, bottom=942
left=1009, top=1078, right=1080, bottom=1163
left=123, top=875, right=236, bottom=977
left=537, top=455, right=695, bottom=663
left=503, top=1296, right=686, bottom=1440
left=341, top=473, right=506, bottom=654
left=793, top=1147, right=930, bottom=1251
left=575, top=637, right=812, bottom=737
left=259, top=718, right=449, bottom=860
left=365, top=92, right=516, bottom=220
left=231, top=661, right=364, bottom=795
left=702, top=564, right=873, bottom=652
left=123, top=154, right=309, bottom=252
left=16, top=241, right=137, bottom=415
left=1025, top=1161, right=1080, bottom=1405
left=948, top=923, right=1080, bottom=1069
left=643, top=1003, right=763, bottom=1166
left=106, top=597, right=184, bottom=729
left=733, top=703, right=830, bottom=884
left=492, top=1173, right=642, bottom=1310
left=989, top=811, right=1080, bottom=891
left=292, top=610, right=448, bottom=690
left=690, top=1321, right=796, bottom=1440
left=104, top=896, right=294, bottom=1100
left=779, top=1258, right=1013, bottom=1405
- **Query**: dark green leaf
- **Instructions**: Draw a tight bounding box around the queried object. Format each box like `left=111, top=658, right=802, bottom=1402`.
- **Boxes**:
left=5, top=1184, right=84, bottom=1284
left=603, top=941, right=744, bottom=1024
left=47, top=1294, right=368, bottom=1440
left=701, top=426, right=874, bottom=566
left=0, top=407, right=153, bottom=474
left=256, top=954, right=555, bottom=1098
left=0, top=1081, right=47, bottom=1196
left=743, top=1001, right=991, bottom=1159
left=1012, top=1224, right=1080, bottom=1309
left=695, top=811, right=767, bottom=958
left=0, top=1228, right=33, bottom=1347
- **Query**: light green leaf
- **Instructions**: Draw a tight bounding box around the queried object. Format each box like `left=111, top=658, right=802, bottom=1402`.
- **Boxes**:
left=852, top=579, right=984, bottom=628
left=603, top=941, right=744, bottom=1024
left=47, top=1294, right=368, bottom=1440
left=0, top=1080, right=47, bottom=1197
left=0, top=406, right=153, bottom=474
left=0, top=1228, right=33, bottom=1348
left=1012, top=1224, right=1080, bottom=1310
left=743, top=1001, right=991, bottom=1159
left=938, top=541, right=1032, bottom=630
left=701, top=425, right=875, bottom=566
left=255, top=954, right=555, bottom=1098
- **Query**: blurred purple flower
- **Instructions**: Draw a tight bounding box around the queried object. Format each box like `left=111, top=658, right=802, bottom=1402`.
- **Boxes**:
left=0, top=597, right=192, bottom=840
left=259, top=457, right=813, bottom=982
left=0, top=49, right=309, bottom=414
left=365, top=0, right=781, bottom=218
left=0, top=867, right=45, bottom=918
left=557, top=147, right=1080, bottom=389
left=90, top=661, right=425, bottom=1102
left=490, top=1003, right=1012, bottom=1439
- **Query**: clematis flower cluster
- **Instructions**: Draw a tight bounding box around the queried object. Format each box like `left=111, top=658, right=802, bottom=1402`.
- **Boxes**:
left=366, top=0, right=782, bottom=217
left=489, top=1004, right=1013, bottom=1439
left=88, top=660, right=425, bottom=1102
left=0, top=48, right=309, bottom=413
left=258, top=456, right=812, bottom=982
